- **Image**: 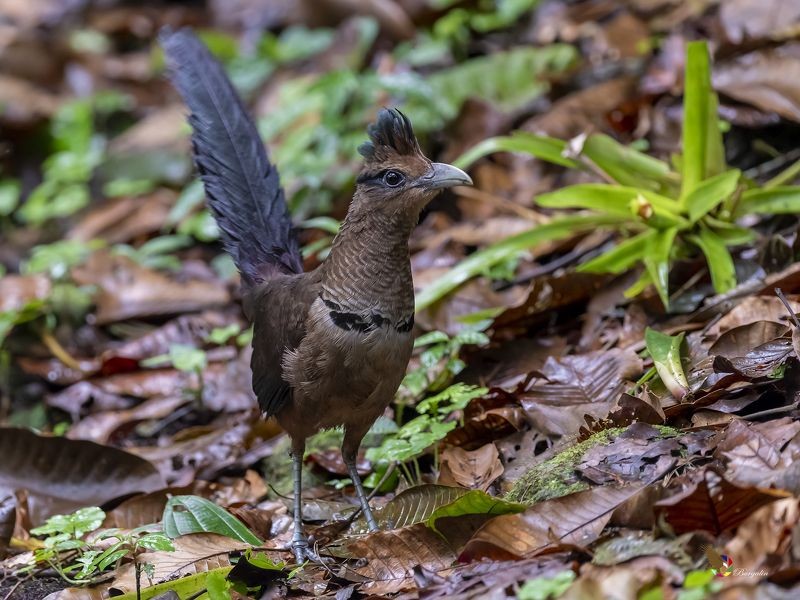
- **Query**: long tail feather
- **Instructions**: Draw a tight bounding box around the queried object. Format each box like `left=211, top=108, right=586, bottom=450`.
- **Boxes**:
left=160, top=28, right=302, bottom=287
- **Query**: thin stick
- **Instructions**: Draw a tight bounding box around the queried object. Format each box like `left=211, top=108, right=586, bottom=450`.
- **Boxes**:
left=774, top=288, right=800, bottom=328
left=39, top=327, right=83, bottom=372
left=744, top=400, right=800, bottom=421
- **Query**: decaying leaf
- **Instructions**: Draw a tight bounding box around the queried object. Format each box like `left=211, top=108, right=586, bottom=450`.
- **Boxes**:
left=342, top=524, right=455, bottom=594
left=460, top=484, right=645, bottom=561
left=520, top=349, right=643, bottom=436
left=0, top=428, right=163, bottom=525
left=438, top=443, right=504, bottom=491
left=655, top=467, right=790, bottom=535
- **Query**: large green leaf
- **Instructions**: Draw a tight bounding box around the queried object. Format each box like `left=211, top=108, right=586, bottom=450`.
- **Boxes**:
left=643, top=227, right=678, bottom=309
left=163, top=496, right=261, bottom=545
left=681, top=41, right=724, bottom=201
left=735, top=187, right=800, bottom=217
left=454, top=132, right=577, bottom=170
left=535, top=184, right=685, bottom=226
left=577, top=230, right=654, bottom=274
left=426, top=490, right=525, bottom=532
left=415, top=214, right=625, bottom=311
left=114, top=567, right=234, bottom=600
left=582, top=134, right=678, bottom=192
left=689, top=226, right=737, bottom=294
left=686, top=169, right=740, bottom=222
left=645, top=328, right=688, bottom=399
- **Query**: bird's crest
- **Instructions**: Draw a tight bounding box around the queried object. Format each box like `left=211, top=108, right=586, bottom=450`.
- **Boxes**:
left=358, top=108, right=422, bottom=162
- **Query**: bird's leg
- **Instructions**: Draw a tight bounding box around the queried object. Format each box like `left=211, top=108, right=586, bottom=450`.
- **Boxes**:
left=342, top=428, right=379, bottom=532
left=290, top=438, right=310, bottom=564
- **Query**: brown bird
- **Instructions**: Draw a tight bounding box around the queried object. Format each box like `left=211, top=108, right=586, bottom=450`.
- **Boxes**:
left=161, top=29, right=472, bottom=562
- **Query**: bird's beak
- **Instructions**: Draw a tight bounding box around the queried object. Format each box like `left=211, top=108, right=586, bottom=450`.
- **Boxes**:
left=422, top=163, right=473, bottom=190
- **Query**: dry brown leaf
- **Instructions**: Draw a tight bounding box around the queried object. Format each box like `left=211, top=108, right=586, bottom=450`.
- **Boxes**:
left=705, top=295, right=800, bottom=340
left=109, top=533, right=249, bottom=595
left=720, top=0, right=800, bottom=44
left=726, top=498, right=800, bottom=571
left=520, top=349, right=643, bottom=436
left=460, top=484, right=644, bottom=561
left=563, top=556, right=683, bottom=600
left=343, top=524, right=455, bottom=594
left=71, top=252, right=230, bottom=324
left=0, top=273, right=50, bottom=312
left=655, top=468, right=790, bottom=535
left=438, top=444, right=504, bottom=491
left=68, top=190, right=177, bottom=245
left=714, top=44, right=800, bottom=122
left=0, top=73, right=59, bottom=126
left=709, top=321, right=789, bottom=359
left=0, top=428, right=163, bottom=525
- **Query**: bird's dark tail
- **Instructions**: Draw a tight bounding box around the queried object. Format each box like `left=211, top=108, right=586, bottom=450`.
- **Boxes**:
left=160, top=28, right=302, bottom=288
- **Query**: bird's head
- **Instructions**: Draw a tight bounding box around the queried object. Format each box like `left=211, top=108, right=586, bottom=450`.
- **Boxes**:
left=354, top=108, right=472, bottom=218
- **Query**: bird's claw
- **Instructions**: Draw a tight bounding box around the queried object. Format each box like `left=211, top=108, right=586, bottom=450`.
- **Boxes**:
left=292, top=538, right=327, bottom=566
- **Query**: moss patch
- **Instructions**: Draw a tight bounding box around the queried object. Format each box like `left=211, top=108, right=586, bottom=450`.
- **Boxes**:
left=505, top=427, right=626, bottom=504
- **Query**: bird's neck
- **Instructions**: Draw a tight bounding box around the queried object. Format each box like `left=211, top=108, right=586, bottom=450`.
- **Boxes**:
left=321, top=202, right=417, bottom=318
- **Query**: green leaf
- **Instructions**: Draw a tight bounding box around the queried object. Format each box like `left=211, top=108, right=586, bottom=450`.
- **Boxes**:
left=681, top=41, right=724, bottom=200
left=577, top=230, right=654, bottom=274
left=426, top=45, right=578, bottom=118
left=454, top=132, right=577, bottom=170
left=582, top=134, right=677, bottom=192
left=535, top=184, right=685, bottom=226
left=208, top=324, right=241, bottom=345
left=0, top=179, right=20, bottom=216
left=703, top=217, right=756, bottom=245
left=162, top=496, right=261, bottom=545
left=765, top=159, right=800, bottom=188
left=735, top=187, right=800, bottom=217
left=206, top=570, right=233, bottom=600
left=643, top=227, right=678, bottom=309
left=686, top=169, right=740, bottom=222
left=688, top=226, right=737, bottom=294
left=114, top=567, right=233, bottom=600
left=426, top=490, right=525, bottom=532
left=168, top=344, right=207, bottom=373
left=137, top=532, right=175, bottom=552
left=624, top=269, right=652, bottom=299
left=645, top=328, right=688, bottom=399
left=31, top=507, right=105, bottom=538
left=415, top=214, right=626, bottom=311
left=519, top=571, right=577, bottom=600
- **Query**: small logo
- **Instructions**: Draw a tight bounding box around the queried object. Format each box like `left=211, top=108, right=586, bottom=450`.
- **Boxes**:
left=703, top=545, right=734, bottom=577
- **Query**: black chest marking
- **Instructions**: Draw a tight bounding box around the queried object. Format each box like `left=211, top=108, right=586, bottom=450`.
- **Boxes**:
left=323, top=298, right=413, bottom=333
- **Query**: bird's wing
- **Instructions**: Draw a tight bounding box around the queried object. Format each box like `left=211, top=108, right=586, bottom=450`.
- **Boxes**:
left=250, top=272, right=320, bottom=417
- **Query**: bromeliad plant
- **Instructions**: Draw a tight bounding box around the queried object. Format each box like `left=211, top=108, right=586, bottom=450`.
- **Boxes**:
left=419, top=41, right=800, bottom=311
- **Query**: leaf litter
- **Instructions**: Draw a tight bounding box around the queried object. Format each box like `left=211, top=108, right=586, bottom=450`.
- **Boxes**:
left=3, top=0, right=800, bottom=599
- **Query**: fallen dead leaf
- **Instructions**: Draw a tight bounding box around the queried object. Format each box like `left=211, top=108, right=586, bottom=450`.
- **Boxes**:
left=460, top=484, right=645, bottom=561
left=438, top=443, right=504, bottom=491
left=0, top=427, right=164, bottom=525
left=342, top=524, right=455, bottom=594
left=655, top=467, right=790, bottom=535
left=520, top=349, right=643, bottom=436
left=72, top=252, right=230, bottom=324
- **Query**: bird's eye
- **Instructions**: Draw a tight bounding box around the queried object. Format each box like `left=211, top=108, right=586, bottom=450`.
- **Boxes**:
left=383, top=170, right=404, bottom=187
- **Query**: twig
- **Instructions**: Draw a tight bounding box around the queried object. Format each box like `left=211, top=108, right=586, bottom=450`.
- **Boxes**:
left=455, top=186, right=545, bottom=223
left=774, top=288, right=800, bottom=328
left=743, top=400, right=800, bottom=421
left=39, top=327, right=83, bottom=372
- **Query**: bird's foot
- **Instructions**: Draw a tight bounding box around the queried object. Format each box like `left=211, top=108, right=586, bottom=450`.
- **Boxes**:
left=291, top=536, right=327, bottom=566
